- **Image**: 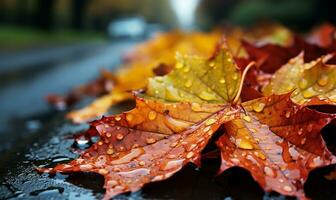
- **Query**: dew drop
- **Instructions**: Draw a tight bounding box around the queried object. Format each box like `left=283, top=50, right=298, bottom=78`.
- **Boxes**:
left=98, top=169, right=108, bottom=175
left=146, top=137, right=156, bottom=144
left=253, top=102, right=265, bottom=112
left=160, top=159, right=184, bottom=171
left=300, top=138, right=306, bottom=145
left=139, top=161, right=145, bottom=166
left=191, top=102, right=202, bottom=111
left=167, top=154, right=176, bottom=159
left=283, top=185, right=293, bottom=192
left=286, top=84, right=294, bottom=91
left=243, top=115, right=251, bottom=122
left=170, top=142, right=178, bottom=148
left=232, top=74, right=238, bottom=80
left=264, top=166, right=274, bottom=177
left=299, top=79, right=308, bottom=89
left=205, top=118, right=216, bottom=126
left=237, top=139, right=254, bottom=150
left=184, top=79, right=193, bottom=88
left=116, top=133, right=124, bottom=140
left=255, top=151, right=266, bottom=160
left=285, top=111, right=291, bottom=118
left=126, top=113, right=134, bottom=122
left=106, top=148, right=114, bottom=155
left=148, top=111, right=157, bottom=120
left=317, top=74, right=328, bottom=86
left=209, top=62, right=215, bottom=67
left=203, top=126, right=211, bottom=132
left=186, top=152, right=194, bottom=159
left=231, top=158, right=240, bottom=164
left=302, top=88, right=315, bottom=98
left=199, top=91, right=216, bottom=101
left=307, top=123, right=313, bottom=132
left=298, top=128, right=303, bottom=135
left=176, top=63, right=183, bottom=69
left=115, top=116, right=121, bottom=121
left=220, top=78, right=226, bottom=84
left=79, top=164, right=93, bottom=170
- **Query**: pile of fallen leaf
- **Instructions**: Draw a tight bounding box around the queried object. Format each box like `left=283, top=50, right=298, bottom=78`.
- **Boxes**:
left=41, top=24, right=336, bottom=200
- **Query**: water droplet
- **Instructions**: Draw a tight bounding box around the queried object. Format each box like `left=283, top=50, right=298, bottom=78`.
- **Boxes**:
left=283, top=185, right=293, bottom=192
left=167, top=154, right=176, bottom=159
left=176, top=63, right=183, bottom=69
left=186, top=152, right=194, bottom=159
left=148, top=111, right=157, bottom=120
left=111, top=148, right=144, bottom=165
left=317, top=74, right=328, bottom=86
left=203, top=126, right=211, bottom=132
left=307, top=123, right=313, bottom=132
left=170, top=142, right=178, bottom=148
left=285, top=111, right=291, bottom=118
left=286, top=84, right=294, bottom=91
left=160, top=159, right=184, bottom=171
left=146, top=137, right=156, bottom=144
left=232, top=74, right=238, bottom=80
left=253, top=102, right=265, bottom=112
left=205, top=118, right=216, bottom=126
left=302, top=88, right=315, bottom=98
left=237, top=139, right=254, bottom=150
left=254, top=151, right=266, bottom=160
left=152, top=175, right=164, bottom=181
left=184, top=79, right=193, bottom=88
left=126, top=113, right=134, bottom=122
left=191, top=102, right=202, bottom=111
left=79, top=164, right=93, bottom=170
left=107, top=148, right=114, bottom=155
left=115, top=116, right=121, bottom=121
left=288, top=146, right=299, bottom=159
left=187, top=144, right=197, bottom=151
left=298, top=128, right=303, bottom=135
left=231, top=158, right=240, bottom=164
left=116, top=133, right=124, bottom=140
left=311, top=156, right=322, bottom=167
left=139, top=161, right=145, bottom=166
left=107, top=180, right=118, bottom=187
left=119, top=168, right=150, bottom=177
left=243, top=115, right=251, bottom=122
left=300, top=138, right=306, bottom=145
left=220, top=78, right=226, bottom=84
left=30, top=187, right=64, bottom=196
left=299, top=79, right=308, bottom=89
left=98, top=169, right=108, bottom=175
left=199, top=91, right=216, bottom=101
left=209, top=62, right=215, bottom=67
left=264, top=166, right=274, bottom=177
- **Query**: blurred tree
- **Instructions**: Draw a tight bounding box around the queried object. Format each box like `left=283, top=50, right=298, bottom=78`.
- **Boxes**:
left=71, top=0, right=90, bottom=30
left=35, top=0, right=56, bottom=30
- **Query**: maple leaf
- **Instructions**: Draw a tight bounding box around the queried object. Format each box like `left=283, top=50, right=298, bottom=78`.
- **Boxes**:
left=242, top=31, right=336, bottom=75
left=217, top=93, right=335, bottom=199
left=67, top=31, right=222, bottom=123
left=263, top=53, right=336, bottom=105
left=40, top=44, right=335, bottom=200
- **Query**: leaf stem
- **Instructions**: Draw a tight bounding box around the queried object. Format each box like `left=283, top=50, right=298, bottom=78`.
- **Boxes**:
left=232, top=61, right=256, bottom=105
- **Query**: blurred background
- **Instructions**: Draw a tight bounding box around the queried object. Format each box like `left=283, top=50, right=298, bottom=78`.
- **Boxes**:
left=0, top=0, right=336, bottom=151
